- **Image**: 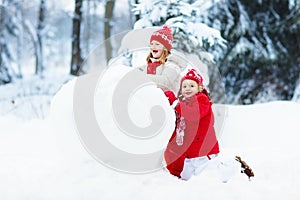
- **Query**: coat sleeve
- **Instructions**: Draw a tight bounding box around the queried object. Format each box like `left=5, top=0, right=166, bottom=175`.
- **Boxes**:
left=138, top=64, right=147, bottom=72
left=146, top=64, right=181, bottom=92
left=178, top=94, right=211, bottom=122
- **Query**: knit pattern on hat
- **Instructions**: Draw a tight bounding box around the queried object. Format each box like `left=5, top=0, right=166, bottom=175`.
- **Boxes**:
left=181, top=69, right=204, bottom=87
left=150, top=25, right=173, bottom=51
left=179, top=69, right=211, bottom=100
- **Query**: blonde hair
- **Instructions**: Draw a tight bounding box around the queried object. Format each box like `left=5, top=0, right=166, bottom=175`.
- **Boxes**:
left=146, top=49, right=170, bottom=65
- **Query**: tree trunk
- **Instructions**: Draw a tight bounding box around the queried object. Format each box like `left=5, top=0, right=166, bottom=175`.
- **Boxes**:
left=84, top=0, right=91, bottom=57
left=16, top=1, right=23, bottom=78
left=104, top=0, right=115, bottom=63
left=0, top=4, right=12, bottom=84
left=129, top=0, right=140, bottom=26
left=134, top=0, right=140, bottom=21
left=36, top=0, right=45, bottom=76
left=0, top=6, right=4, bottom=72
left=70, top=0, right=83, bottom=76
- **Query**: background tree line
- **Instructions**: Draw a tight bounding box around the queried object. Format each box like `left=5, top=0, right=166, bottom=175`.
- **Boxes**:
left=0, top=0, right=299, bottom=104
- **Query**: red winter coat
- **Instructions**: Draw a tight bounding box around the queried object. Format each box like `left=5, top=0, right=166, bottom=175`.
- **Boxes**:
left=164, top=92, right=220, bottom=178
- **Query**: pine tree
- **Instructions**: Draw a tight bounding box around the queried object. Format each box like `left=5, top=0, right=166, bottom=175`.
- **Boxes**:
left=0, top=1, right=21, bottom=84
left=0, top=4, right=12, bottom=84
left=203, top=0, right=300, bottom=104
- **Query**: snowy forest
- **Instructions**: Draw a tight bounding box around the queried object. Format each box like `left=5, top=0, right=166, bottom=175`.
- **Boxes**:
left=1, top=1, right=300, bottom=199
left=0, top=0, right=300, bottom=118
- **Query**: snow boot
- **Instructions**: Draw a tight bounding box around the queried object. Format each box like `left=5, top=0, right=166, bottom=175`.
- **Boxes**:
left=235, top=156, right=254, bottom=180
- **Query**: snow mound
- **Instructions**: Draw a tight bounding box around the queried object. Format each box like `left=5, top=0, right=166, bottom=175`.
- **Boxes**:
left=94, top=65, right=176, bottom=155
left=1, top=66, right=300, bottom=199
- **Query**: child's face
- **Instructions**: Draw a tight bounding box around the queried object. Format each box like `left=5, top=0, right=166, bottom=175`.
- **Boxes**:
left=181, top=79, right=200, bottom=98
left=150, top=40, right=165, bottom=58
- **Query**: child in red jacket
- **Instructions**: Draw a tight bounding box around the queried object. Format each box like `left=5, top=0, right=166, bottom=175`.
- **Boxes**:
left=164, top=69, right=254, bottom=181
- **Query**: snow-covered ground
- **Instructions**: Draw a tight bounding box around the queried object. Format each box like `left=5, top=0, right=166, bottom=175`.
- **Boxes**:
left=1, top=66, right=300, bottom=200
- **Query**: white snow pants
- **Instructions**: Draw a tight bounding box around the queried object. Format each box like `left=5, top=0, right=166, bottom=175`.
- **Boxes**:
left=180, top=154, right=241, bottom=182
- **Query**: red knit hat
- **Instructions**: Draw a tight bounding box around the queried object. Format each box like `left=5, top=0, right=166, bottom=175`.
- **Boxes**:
left=179, top=69, right=211, bottom=99
left=150, top=25, right=173, bottom=51
left=181, top=69, right=204, bottom=87
left=178, top=69, right=210, bottom=98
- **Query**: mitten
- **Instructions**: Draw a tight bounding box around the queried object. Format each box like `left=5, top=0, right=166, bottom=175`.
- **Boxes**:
left=164, top=90, right=177, bottom=105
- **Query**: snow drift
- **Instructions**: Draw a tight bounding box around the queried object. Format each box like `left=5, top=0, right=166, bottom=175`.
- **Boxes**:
left=0, top=65, right=300, bottom=200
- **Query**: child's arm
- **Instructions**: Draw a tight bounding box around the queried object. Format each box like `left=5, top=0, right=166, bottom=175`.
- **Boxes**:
left=137, top=64, right=147, bottom=72
left=146, top=66, right=180, bottom=91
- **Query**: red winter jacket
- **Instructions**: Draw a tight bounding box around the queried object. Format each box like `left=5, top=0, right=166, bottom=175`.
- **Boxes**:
left=164, top=92, right=219, bottom=177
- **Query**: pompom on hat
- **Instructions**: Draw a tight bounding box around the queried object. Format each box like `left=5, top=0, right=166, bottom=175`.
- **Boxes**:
left=150, top=25, right=174, bottom=51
